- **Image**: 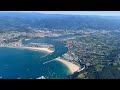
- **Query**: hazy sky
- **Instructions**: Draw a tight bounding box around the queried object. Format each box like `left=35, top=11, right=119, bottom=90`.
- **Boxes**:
left=33, top=11, right=120, bottom=16
left=4, top=11, right=120, bottom=16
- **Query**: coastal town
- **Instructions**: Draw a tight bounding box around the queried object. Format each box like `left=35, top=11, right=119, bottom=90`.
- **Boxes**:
left=0, top=30, right=57, bottom=48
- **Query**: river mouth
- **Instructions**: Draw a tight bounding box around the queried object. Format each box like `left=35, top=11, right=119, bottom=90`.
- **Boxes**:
left=0, top=34, right=75, bottom=79
left=22, top=34, right=72, bottom=64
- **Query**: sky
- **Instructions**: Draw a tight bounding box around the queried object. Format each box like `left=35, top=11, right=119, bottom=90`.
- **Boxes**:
left=4, top=11, right=120, bottom=16
left=33, top=11, right=120, bottom=16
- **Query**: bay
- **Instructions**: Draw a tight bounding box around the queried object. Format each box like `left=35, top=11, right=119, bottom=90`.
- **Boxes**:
left=0, top=47, right=71, bottom=79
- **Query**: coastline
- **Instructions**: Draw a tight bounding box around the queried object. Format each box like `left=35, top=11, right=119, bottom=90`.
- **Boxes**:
left=55, top=57, right=80, bottom=74
left=0, top=46, right=54, bottom=53
left=0, top=45, right=80, bottom=74
left=20, top=47, right=54, bottom=53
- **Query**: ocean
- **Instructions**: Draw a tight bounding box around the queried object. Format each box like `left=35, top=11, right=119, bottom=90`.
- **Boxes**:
left=0, top=47, right=71, bottom=79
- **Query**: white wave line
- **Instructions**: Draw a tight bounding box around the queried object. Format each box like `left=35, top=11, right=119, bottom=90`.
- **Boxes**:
left=43, top=60, right=55, bottom=64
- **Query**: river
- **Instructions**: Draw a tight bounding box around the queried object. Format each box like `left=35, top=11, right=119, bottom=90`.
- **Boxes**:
left=22, top=34, right=75, bottom=63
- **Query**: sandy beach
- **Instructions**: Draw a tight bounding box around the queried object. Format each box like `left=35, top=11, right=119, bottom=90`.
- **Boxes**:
left=0, top=46, right=54, bottom=53
left=55, top=57, right=80, bottom=74
left=21, top=47, right=54, bottom=53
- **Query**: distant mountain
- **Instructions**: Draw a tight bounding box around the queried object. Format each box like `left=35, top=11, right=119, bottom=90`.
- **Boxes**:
left=0, top=12, right=120, bottom=32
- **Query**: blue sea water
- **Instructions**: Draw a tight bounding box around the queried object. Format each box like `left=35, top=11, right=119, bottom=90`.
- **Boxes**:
left=0, top=47, right=71, bottom=79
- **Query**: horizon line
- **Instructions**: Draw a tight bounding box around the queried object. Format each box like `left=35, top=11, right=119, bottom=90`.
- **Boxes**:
left=1, top=11, right=120, bottom=16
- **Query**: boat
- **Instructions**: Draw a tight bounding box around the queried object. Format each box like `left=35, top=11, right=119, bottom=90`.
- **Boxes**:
left=36, top=76, right=46, bottom=79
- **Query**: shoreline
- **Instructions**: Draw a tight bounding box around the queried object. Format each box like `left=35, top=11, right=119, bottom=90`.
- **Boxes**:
left=0, top=45, right=80, bottom=74
left=55, top=57, right=80, bottom=74
left=0, top=46, right=54, bottom=53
